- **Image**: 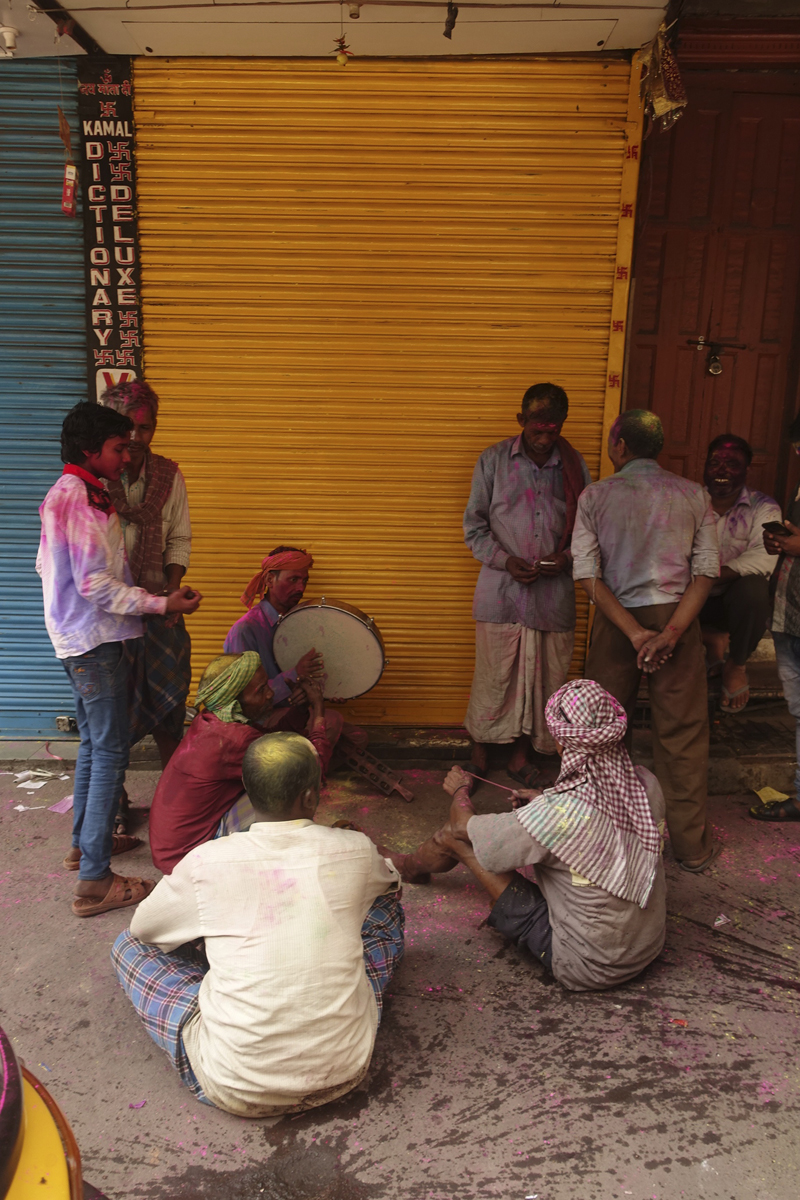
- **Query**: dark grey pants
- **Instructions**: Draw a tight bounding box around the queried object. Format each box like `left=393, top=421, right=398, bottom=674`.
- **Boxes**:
left=699, top=575, right=770, bottom=666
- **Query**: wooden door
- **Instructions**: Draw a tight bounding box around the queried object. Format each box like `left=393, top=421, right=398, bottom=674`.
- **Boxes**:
left=627, top=74, right=800, bottom=503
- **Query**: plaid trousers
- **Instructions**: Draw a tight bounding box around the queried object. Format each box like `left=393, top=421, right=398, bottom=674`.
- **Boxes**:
left=111, top=892, right=404, bottom=1105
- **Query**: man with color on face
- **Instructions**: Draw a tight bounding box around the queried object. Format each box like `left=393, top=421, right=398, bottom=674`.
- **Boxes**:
left=112, top=730, right=404, bottom=1117
left=224, top=546, right=324, bottom=706
left=463, top=382, right=591, bottom=787
left=102, top=380, right=194, bottom=771
left=699, top=434, right=781, bottom=714
left=571, top=409, right=721, bottom=874
left=36, top=401, right=201, bottom=917
left=147, top=651, right=336, bottom=874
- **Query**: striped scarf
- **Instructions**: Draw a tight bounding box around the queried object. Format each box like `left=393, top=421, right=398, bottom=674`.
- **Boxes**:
left=195, top=652, right=262, bottom=724
left=515, top=679, right=661, bottom=908
left=107, top=451, right=178, bottom=594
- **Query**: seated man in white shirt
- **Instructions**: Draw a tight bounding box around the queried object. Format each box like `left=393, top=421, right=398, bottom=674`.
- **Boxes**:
left=111, top=732, right=404, bottom=1117
left=700, top=434, right=782, bottom=714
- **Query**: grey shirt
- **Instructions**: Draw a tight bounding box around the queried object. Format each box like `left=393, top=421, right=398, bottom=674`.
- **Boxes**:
left=467, top=766, right=667, bottom=991
left=464, top=435, right=591, bottom=632
left=571, top=458, right=719, bottom=608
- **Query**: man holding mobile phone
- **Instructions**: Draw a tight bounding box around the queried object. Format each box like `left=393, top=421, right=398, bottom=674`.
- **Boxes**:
left=463, top=383, right=591, bottom=787
left=755, top=413, right=800, bottom=821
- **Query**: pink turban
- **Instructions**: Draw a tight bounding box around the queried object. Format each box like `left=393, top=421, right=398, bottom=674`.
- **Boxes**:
left=240, top=549, right=314, bottom=609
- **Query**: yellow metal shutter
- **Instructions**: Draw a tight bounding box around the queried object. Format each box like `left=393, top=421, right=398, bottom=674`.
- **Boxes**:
left=133, top=57, right=641, bottom=724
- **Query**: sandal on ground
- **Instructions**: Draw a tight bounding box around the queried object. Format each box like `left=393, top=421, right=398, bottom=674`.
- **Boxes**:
left=63, top=834, right=142, bottom=871
left=677, top=842, right=724, bottom=874
left=719, top=684, right=750, bottom=715
left=71, top=873, right=154, bottom=918
left=748, top=797, right=800, bottom=822
left=508, top=764, right=541, bottom=789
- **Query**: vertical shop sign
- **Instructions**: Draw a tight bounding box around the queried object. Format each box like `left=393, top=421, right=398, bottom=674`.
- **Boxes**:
left=76, top=58, right=143, bottom=400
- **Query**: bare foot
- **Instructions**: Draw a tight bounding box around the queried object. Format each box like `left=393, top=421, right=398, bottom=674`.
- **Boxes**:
left=65, top=847, right=80, bottom=866
left=470, top=742, right=488, bottom=774
left=507, top=735, right=530, bottom=775
left=703, top=628, right=729, bottom=673
left=721, top=660, right=749, bottom=711
left=74, top=873, right=114, bottom=899
left=432, top=790, right=476, bottom=859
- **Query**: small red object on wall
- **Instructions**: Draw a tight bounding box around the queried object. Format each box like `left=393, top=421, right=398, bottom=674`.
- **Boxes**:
left=62, top=163, right=77, bottom=217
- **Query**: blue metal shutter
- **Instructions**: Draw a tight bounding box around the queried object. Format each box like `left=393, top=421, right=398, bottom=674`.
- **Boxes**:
left=0, top=59, right=86, bottom=737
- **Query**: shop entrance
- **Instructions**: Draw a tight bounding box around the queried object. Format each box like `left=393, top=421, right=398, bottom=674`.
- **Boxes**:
left=626, top=72, right=800, bottom=504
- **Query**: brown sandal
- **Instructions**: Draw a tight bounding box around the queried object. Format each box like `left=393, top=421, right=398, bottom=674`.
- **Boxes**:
left=72, top=873, right=154, bottom=918
left=63, top=834, right=142, bottom=871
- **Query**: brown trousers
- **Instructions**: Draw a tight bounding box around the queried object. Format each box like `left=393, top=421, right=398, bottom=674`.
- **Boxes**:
left=585, top=603, right=712, bottom=863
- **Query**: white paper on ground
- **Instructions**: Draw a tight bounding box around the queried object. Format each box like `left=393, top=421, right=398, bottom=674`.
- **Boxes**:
left=48, top=794, right=74, bottom=814
left=17, top=779, right=48, bottom=790
left=14, top=804, right=47, bottom=811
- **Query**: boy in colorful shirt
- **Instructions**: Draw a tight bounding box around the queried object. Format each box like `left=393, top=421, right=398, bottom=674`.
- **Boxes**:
left=36, top=402, right=201, bottom=917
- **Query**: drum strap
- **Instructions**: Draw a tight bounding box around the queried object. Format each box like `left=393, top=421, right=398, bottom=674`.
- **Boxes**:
left=338, top=737, right=415, bottom=803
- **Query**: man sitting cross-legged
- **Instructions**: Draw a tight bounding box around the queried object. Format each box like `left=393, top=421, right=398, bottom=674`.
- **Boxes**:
left=112, top=731, right=404, bottom=1117
left=396, top=680, right=667, bottom=991
left=148, top=651, right=341, bottom=874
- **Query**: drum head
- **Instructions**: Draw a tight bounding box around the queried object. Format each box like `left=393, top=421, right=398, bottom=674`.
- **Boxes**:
left=273, top=602, right=385, bottom=700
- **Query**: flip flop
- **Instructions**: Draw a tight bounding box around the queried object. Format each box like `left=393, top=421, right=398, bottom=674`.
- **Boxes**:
left=719, top=684, right=750, bottom=714
left=71, top=873, right=155, bottom=918
left=677, top=842, right=724, bottom=874
left=63, top=834, right=142, bottom=871
left=508, top=764, right=541, bottom=789
left=749, top=797, right=800, bottom=822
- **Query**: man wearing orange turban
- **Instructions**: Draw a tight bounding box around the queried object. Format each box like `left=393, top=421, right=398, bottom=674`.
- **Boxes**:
left=224, top=545, right=322, bottom=704
left=224, top=545, right=367, bottom=754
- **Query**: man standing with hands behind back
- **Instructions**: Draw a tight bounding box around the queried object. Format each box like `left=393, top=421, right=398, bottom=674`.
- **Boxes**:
left=463, top=383, right=591, bottom=786
left=571, top=410, right=722, bottom=873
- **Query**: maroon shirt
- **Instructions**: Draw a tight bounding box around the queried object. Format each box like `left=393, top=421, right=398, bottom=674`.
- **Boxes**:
left=149, top=709, right=336, bottom=874
left=149, top=713, right=264, bottom=874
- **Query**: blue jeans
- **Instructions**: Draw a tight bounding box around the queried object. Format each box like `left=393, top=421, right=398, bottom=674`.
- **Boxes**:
left=62, top=641, right=131, bottom=880
left=773, top=632, right=800, bottom=793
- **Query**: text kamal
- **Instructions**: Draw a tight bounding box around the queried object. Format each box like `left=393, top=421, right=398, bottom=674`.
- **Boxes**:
left=82, top=120, right=134, bottom=138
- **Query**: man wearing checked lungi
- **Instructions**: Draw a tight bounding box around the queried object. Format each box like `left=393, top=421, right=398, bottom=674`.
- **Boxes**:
left=103, top=381, right=193, bottom=831
left=463, top=383, right=591, bottom=788
left=112, top=731, right=404, bottom=1117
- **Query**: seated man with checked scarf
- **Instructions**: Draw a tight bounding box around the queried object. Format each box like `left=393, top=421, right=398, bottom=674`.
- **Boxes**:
left=395, top=679, right=667, bottom=991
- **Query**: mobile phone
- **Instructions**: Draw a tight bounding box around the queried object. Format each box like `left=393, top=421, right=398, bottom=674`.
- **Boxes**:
left=762, top=521, right=790, bottom=537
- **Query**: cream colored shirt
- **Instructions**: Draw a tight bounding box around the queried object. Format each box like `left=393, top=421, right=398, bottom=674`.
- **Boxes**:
left=119, top=461, right=192, bottom=579
left=704, top=485, right=781, bottom=597
left=129, top=820, right=401, bottom=1117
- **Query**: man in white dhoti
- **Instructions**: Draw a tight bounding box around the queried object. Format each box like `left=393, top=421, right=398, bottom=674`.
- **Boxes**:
left=463, top=383, right=591, bottom=787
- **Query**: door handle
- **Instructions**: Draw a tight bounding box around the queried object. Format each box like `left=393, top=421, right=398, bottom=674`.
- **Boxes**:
left=686, top=336, right=747, bottom=376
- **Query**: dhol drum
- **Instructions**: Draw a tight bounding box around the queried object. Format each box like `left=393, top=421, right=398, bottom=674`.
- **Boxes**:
left=273, top=597, right=386, bottom=701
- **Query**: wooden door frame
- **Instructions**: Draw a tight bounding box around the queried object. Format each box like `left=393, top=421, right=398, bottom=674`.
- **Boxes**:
left=677, top=18, right=800, bottom=69
left=628, top=19, right=800, bottom=507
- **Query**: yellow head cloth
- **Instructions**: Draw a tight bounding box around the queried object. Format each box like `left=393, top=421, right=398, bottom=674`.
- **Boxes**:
left=195, top=652, right=262, bottom=723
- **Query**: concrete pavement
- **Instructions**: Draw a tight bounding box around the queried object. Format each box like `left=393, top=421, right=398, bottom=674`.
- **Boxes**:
left=1, top=765, right=798, bottom=1200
